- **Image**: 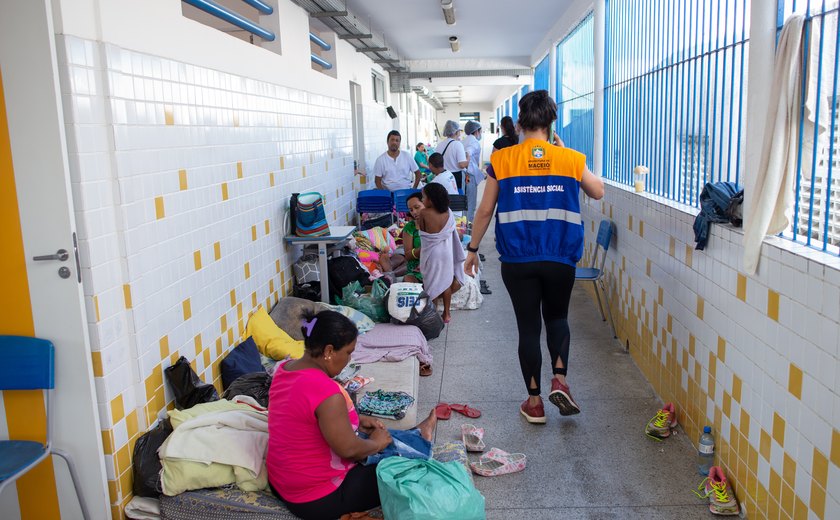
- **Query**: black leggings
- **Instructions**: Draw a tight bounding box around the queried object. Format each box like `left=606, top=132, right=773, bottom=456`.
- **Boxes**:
left=270, top=464, right=380, bottom=520
left=501, top=261, right=575, bottom=396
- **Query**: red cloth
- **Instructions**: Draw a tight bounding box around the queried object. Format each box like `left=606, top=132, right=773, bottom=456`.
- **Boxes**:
left=266, top=361, right=359, bottom=503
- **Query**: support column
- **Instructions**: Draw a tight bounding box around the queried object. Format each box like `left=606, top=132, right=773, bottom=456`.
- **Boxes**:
left=593, top=0, right=606, bottom=175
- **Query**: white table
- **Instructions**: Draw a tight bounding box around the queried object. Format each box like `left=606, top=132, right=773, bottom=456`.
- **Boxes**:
left=284, top=225, right=356, bottom=303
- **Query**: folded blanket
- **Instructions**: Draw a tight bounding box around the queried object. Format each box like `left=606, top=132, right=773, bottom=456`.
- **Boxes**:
left=419, top=211, right=465, bottom=300
left=352, top=323, right=432, bottom=365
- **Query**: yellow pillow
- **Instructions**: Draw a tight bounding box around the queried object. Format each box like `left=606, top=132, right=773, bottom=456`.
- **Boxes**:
left=245, top=307, right=304, bottom=360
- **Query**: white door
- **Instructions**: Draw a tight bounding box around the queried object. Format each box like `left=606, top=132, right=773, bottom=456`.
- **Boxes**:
left=349, top=81, right=366, bottom=173
left=0, top=1, right=109, bottom=519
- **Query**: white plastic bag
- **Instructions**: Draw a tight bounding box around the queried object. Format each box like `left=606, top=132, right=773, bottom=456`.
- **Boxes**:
left=387, top=282, right=425, bottom=323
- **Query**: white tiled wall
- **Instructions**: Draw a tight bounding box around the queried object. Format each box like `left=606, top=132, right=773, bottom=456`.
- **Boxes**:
left=55, top=33, right=375, bottom=514
left=583, top=181, right=840, bottom=519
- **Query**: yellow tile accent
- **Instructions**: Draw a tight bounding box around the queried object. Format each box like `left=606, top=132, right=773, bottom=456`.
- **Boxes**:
left=214, top=241, right=221, bottom=261
left=237, top=162, right=243, bottom=179
left=230, top=289, right=237, bottom=307
left=91, top=351, right=103, bottom=377
left=155, top=196, right=165, bottom=219
left=118, top=468, right=132, bottom=502
left=628, top=215, right=633, bottom=231
left=264, top=219, right=270, bottom=235
left=717, top=337, right=726, bottom=363
left=251, top=292, right=257, bottom=308
left=269, top=279, right=275, bottom=293
left=251, top=225, right=257, bottom=241
left=722, top=392, right=732, bottom=417
left=115, top=442, right=130, bottom=476
left=170, top=352, right=179, bottom=366
left=182, top=298, right=192, bottom=321
left=788, top=363, right=803, bottom=399
left=238, top=318, right=245, bottom=338
left=812, top=448, right=828, bottom=488
left=302, top=165, right=307, bottom=177
left=203, top=348, right=211, bottom=368
left=830, top=429, right=840, bottom=467
left=669, top=237, right=676, bottom=257
left=194, top=334, right=202, bottom=355
left=737, top=273, right=747, bottom=302
left=279, top=156, right=285, bottom=169
left=811, top=479, right=826, bottom=518
left=93, top=295, right=101, bottom=322
left=244, top=262, right=251, bottom=279
left=646, top=259, right=651, bottom=277
left=237, top=303, right=243, bottom=322
left=179, top=169, right=188, bottom=190
left=685, top=245, right=693, bottom=268
left=193, top=250, right=202, bottom=271
left=269, top=172, right=275, bottom=187
left=123, top=284, right=133, bottom=309
left=110, top=394, right=125, bottom=424
left=221, top=183, right=229, bottom=201
left=276, top=259, right=281, bottom=274
left=667, top=314, right=673, bottom=333
left=216, top=337, right=223, bottom=357
left=740, top=409, right=750, bottom=437
left=768, top=289, right=780, bottom=321
left=220, top=314, right=227, bottom=334
left=772, top=413, right=786, bottom=446
left=159, top=336, right=169, bottom=360
left=144, top=365, right=162, bottom=398
left=227, top=328, right=234, bottom=346
left=696, top=296, right=705, bottom=320
left=732, top=374, right=742, bottom=402
left=101, top=430, right=114, bottom=455
left=709, top=352, right=717, bottom=378
left=782, top=453, right=796, bottom=486
left=164, top=105, right=174, bottom=125
left=107, top=479, right=118, bottom=504
left=658, top=286, right=663, bottom=305
left=125, top=410, right=139, bottom=440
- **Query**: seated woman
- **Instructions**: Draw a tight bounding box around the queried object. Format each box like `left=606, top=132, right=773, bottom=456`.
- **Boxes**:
left=415, top=183, right=465, bottom=323
left=266, top=310, right=436, bottom=520
left=401, top=192, right=425, bottom=284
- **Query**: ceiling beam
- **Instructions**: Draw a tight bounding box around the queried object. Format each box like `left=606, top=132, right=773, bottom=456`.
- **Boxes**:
left=338, top=33, right=373, bottom=40
left=408, top=68, right=531, bottom=79
left=374, top=59, right=400, bottom=63
left=357, top=47, right=389, bottom=52
left=311, top=10, right=348, bottom=17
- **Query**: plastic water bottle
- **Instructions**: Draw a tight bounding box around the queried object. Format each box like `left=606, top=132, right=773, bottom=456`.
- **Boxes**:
left=698, top=426, right=715, bottom=475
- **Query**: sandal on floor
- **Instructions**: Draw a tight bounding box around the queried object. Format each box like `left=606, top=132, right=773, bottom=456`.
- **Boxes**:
left=419, top=363, right=433, bottom=377
left=450, top=403, right=481, bottom=418
left=470, top=448, right=527, bottom=477
left=435, top=402, right=452, bottom=420
left=461, top=423, right=486, bottom=452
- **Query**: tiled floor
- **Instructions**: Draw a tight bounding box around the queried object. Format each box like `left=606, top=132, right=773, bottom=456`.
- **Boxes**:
left=419, top=227, right=714, bottom=519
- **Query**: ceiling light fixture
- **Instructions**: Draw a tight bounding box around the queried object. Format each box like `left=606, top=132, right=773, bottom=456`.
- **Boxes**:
left=449, top=36, right=460, bottom=53
left=441, top=0, right=456, bottom=25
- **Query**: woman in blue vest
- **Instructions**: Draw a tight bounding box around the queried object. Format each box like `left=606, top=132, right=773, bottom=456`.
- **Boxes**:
left=464, top=90, right=604, bottom=424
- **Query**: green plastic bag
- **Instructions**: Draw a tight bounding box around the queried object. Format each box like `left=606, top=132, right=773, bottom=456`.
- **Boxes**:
left=336, top=279, right=390, bottom=323
left=376, top=457, right=486, bottom=520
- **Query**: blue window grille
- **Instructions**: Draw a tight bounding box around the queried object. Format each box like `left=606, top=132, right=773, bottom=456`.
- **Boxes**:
left=556, top=13, right=595, bottom=171
left=778, top=0, right=840, bottom=255
left=504, top=98, right=510, bottom=118
left=521, top=85, right=530, bottom=97
left=512, top=92, right=520, bottom=121
left=603, top=0, right=750, bottom=206
left=534, top=55, right=550, bottom=92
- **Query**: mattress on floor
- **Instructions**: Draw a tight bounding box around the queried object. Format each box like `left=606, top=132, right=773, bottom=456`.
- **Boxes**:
left=158, top=442, right=468, bottom=519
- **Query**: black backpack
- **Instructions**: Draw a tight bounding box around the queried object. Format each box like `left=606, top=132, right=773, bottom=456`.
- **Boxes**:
left=328, top=256, right=370, bottom=301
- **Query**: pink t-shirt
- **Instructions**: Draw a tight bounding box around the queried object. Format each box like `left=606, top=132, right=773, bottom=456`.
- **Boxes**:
left=266, top=360, right=360, bottom=503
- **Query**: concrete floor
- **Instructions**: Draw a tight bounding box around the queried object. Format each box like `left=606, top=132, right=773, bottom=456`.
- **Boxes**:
left=419, top=227, right=715, bottom=519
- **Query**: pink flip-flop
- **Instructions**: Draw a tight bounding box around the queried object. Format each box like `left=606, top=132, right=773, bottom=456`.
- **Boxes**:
left=469, top=448, right=527, bottom=477
left=461, top=424, right=486, bottom=452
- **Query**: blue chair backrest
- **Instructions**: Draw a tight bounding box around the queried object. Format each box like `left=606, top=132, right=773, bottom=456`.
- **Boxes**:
left=0, top=336, right=55, bottom=390
left=357, top=189, right=391, bottom=199
left=596, top=220, right=613, bottom=251
left=393, top=188, right=421, bottom=213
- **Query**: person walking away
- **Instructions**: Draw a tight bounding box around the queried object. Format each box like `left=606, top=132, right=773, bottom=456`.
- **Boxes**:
left=373, top=130, right=420, bottom=191
left=462, top=120, right=484, bottom=223
left=464, top=90, right=605, bottom=424
left=427, top=152, right=459, bottom=195
left=434, top=120, right=469, bottom=191
left=492, top=115, right=518, bottom=154
left=416, top=183, right=465, bottom=324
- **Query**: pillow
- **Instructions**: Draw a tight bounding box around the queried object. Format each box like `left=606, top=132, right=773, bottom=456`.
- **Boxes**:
left=245, top=307, right=304, bottom=360
left=269, top=297, right=327, bottom=340
left=325, top=304, right=376, bottom=334
left=220, top=337, right=265, bottom=390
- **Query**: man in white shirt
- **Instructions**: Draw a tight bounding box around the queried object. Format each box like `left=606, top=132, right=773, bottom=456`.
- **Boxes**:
left=427, top=152, right=459, bottom=195
left=462, top=120, right=484, bottom=222
left=373, top=130, right=420, bottom=191
left=434, top=120, right=469, bottom=191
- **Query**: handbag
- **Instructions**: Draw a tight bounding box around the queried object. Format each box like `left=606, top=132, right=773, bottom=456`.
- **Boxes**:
left=295, top=192, right=330, bottom=237
left=402, top=292, right=444, bottom=340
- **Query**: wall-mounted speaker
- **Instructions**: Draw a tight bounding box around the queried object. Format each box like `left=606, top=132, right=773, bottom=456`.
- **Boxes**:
left=386, top=106, right=397, bottom=119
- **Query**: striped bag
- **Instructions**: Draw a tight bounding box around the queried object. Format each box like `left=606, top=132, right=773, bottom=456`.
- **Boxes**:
left=295, top=192, right=330, bottom=237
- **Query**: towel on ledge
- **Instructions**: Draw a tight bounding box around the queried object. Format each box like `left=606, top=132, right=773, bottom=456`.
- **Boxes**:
left=419, top=210, right=466, bottom=300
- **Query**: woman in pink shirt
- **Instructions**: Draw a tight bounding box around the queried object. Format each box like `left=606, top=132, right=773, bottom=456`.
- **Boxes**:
left=266, top=310, right=435, bottom=519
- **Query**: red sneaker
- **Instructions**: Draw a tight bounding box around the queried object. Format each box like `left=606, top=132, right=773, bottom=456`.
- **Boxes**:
left=520, top=398, right=547, bottom=424
left=548, top=378, right=581, bottom=416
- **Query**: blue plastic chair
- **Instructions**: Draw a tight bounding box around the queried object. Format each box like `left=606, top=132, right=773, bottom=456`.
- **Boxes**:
left=0, top=336, right=90, bottom=519
left=393, top=188, right=421, bottom=213
left=449, top=194, right=468, bottom=212
left=575, top=220, right=617, bottom=338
